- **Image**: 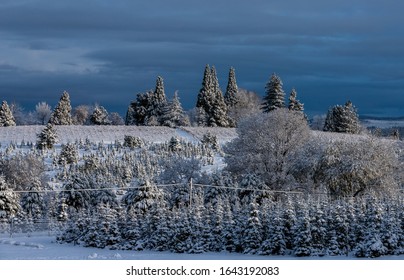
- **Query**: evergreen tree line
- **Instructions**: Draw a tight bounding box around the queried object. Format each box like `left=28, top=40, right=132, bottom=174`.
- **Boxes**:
left=0, top=67, right=361, bottom=134
left=55, top=194, right=404, bottom=258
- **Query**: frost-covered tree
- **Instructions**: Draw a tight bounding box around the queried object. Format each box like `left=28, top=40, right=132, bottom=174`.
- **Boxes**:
left=108, top=112, right=124, bottom=125
left=0, top=175, right=19, bottom=218
left=146, top=76, right=168, bottom=125
left=323, top=101, right=361, bottom=134
left=0, top=101, right=16, bottom=127
left=161, top=92, right=190, bottom=127
left=293, top=205, right=313, bottom=257
left=288, top=88, right=304, bottom=112
left=242, top=202, right=263, bottom=254
left=261, top=73, right=285, bottom=113
left=61, top=174, right=93, bottom=211
left=35, top=102, right=52, bottom=125
left=72, top=105, right=90, bottom=125
left=125, top=77, right=168, bottom=126
left=318, top=137, right=398, bottom=198
left=58, top=143, right=79, bottom=165
left=224, top=67, right=239, bottom=108
left=20, top=179, right=44, bottom=220
left=196, top=65, right=230, bottom=127
left=90, top=105, right=110, bottom=125
left=36, top=123, right=58, bottom=150
left=49, top=91, right=73, bottom=125
left=227, top=88, right=261, bottom=125
left=121, top=179, right=163, bottom=215
left=224, top=109, right=310, bottom=191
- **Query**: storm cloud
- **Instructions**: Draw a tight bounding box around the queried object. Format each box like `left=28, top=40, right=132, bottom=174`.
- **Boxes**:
left=0, top=0, right=403, bottom=117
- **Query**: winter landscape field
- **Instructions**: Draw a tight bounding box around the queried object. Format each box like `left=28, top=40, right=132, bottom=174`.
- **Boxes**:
left=1, top=120, right=404, bottom=260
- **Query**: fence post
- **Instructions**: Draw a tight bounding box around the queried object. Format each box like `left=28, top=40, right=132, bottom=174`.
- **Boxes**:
left=189, top=178, right=193, bottom=208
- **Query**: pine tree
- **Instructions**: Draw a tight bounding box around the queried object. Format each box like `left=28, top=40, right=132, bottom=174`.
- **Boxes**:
left=323, top=101, right=361, bottom=134
left=288, top=88, right=304, bottom=112
left=224, top=67, right=239, bottom=108
left=0, top=175, right=19, bottom=218
left=20, top=179, right=44, bottom=220
left=162, top=92, right=190, bottom=127
left=196, top=65, right=230, bottom=127
left=146, top=76, right=167, bottom=125
left=36, top=123, right=58, bottom=150
left=58, top=143, right=79, bottom=165
left=261, top=73, right=285, bottom=113
left=293, top=204, right=312, bottom=257
left=210, top=66, right=230, bottom=127
left=121, top=179, right=163, bottom=215
left=242, top=202, right=263, bottom=254
left=49, top=91, right=73, bottom=125
left=90, top=105, right=110, bottom=125
left=0, top=101, right=16, bottom=126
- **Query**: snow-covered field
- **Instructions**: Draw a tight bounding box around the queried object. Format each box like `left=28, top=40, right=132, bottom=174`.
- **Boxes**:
left=2, top=232, right=404, bottom=260
left=0, top=125, right=237, bottom=145
left=1, top=125, right=404, bottom=261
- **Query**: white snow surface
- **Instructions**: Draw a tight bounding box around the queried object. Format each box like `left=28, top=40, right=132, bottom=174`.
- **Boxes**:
left=0, top=126, right=238, bottom=145
left=2, top=232, right=403, bottom=260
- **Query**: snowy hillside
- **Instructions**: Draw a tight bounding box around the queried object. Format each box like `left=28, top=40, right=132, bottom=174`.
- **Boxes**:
left=0, top=125, right=237, bottom=145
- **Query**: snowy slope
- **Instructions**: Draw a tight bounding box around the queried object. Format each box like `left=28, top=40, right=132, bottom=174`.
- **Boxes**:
left=0, top=126, right=238, bottom=145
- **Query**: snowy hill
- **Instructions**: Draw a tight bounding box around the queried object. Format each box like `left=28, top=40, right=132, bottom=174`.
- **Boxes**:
left=0, top=125, right=238, bottom=145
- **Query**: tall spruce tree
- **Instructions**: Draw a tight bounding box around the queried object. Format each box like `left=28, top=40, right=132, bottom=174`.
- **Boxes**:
left=224, top=67, right=239, bottom=107
left=261, top=73, right=285, bottom=113
left=196, top=65, right=230, bottom=127
left=210, top=66, right=230, bottom=127
left=0, top=101, right=16, bottom=127
left=146, top=76, right=167, bottom=125
left=49, top=91, right=73, bottom=125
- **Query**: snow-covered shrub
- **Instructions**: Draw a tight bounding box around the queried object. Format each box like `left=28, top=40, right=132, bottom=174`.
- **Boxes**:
left=123, top=135, right=143, bottom=149
left=318, top=136, right=398, bottom=198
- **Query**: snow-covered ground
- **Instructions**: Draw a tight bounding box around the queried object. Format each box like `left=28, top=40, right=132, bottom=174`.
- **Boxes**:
left=0, top=126, right=238, bottom=145
left=2, top=232, right=404, bottom=260
left=0, top=232, right=278, bottom=260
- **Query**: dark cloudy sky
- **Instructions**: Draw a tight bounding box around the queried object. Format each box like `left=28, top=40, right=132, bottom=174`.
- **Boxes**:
left=1, top=0, right=403, bottom=117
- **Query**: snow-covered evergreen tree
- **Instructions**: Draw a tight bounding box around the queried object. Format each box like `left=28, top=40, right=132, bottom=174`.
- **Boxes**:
left=58, top=143, right=79, bottom=165
left=323, top=101, right=361, bottom=134
left=0, top=175, right=19, bottom=218
left=196, top=65, right=230, bottom=127
left=0, top=101, right=16, bottom=126
left=20, top=179, right=44, bottom=220
left=259, top=207, right=287, bottom=255
left=146, top=76, right=168, bottom=125
left=224, top=67, right=239, bottom=108
left=293, top=204, right=313, bottom=257
left=36, top=123, right=58, bottom=150
left=49, top=91, right=73, bottom=125
left=288, top=88, right=304, bottom=112
left=261, top=73, right=285, bottom=113
left=161, top=92, right=190, bottom=127
left=241, top=202, right=263, bottom=254
left=121, top=179, right=163, bottom=215
left=90, top=105, right=110, bottom=125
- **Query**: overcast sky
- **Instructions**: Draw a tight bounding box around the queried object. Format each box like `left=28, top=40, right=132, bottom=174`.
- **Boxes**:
left=1, top=0, right=403, bottom=117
